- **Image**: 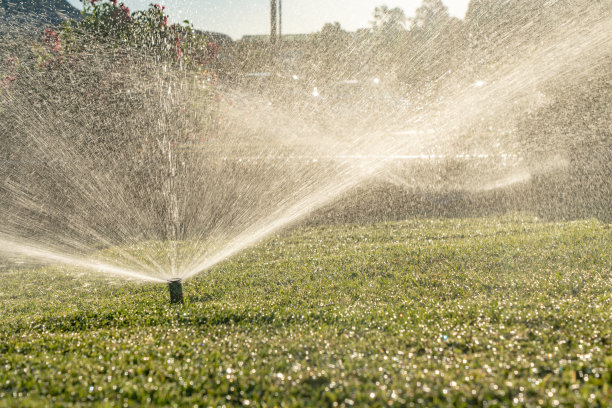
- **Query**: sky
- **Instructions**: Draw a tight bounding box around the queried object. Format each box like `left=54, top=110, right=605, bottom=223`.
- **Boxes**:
left=66, top=0, right=471, bottom=40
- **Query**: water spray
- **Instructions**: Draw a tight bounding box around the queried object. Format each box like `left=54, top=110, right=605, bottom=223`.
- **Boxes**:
left=168, top=278, right=184, bottom=304
left=0, top=3, right=608, bottom=286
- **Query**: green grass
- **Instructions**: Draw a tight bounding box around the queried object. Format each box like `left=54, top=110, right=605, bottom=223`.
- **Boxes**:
left=0, top=215, right=610, bottom=407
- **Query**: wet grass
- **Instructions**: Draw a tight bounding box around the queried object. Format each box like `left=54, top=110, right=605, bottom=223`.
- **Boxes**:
left=0, top=214, right=610, bottom=407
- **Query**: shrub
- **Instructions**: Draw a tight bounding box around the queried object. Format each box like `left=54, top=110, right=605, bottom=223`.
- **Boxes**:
left=0, top=1, right=222, bottom=243
left=61, top=1, right=218, bottom=69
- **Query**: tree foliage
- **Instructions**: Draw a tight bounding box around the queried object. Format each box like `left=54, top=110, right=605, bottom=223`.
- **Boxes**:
left=371, top=6, right=407, bottom=35
left=0, top=0, right=221, bottom=240
left=61, top=1, right=217, bottom=69
left=412, top=0, right=450, bottom=29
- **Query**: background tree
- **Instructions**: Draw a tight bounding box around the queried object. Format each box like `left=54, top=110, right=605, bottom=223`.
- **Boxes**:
left=412, top=0, right=451, bottom=29
left=366, top=6, right=407, bottom=81
left=516, top=63, right=611, bottom=221
left=371, top=5, right=407, bottom=34
left=399, top=0, right=463, bottom=96
left=309, top=22, right=352, bottom=83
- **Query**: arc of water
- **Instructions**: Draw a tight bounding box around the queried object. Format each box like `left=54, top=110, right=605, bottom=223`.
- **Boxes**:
left=180, top=14, right=611, bottom=280
left=0, top=236, right=165, bottom=283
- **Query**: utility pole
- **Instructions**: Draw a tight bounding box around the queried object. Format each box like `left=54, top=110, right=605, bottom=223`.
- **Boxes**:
left=270, top=0, right=277, bottom=44
left=270, top=0, right=282, bottom=43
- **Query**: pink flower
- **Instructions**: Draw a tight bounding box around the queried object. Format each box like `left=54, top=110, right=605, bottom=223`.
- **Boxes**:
left=119, top=3, right=130, bottom=18
left=43, top=28, right=62, bottom=52
left=0, top=73, right=18, bottom=87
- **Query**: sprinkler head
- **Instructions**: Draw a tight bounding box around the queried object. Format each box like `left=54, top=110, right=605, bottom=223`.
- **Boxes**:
left=168, top=278, right=184, bottom=304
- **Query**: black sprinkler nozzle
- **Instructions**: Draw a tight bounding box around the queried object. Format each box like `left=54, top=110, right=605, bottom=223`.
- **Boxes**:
left=168, top=278, right=184, bottom=304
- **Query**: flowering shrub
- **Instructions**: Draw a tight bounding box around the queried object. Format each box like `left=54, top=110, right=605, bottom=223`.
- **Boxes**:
left=1, top=1, right=223, bottom=239
left=1, top=1, right=219, bottom=85
left=60, top=1, right=217, bottom=69
left=0, top=57, right=19, bottom=88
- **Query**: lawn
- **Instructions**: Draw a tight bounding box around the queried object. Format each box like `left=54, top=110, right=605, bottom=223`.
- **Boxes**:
left=0, top=215, right=610, bottom=407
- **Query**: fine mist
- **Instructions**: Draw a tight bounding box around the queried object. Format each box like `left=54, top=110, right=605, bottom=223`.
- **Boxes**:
left=1, top=2, right=610, bottom=282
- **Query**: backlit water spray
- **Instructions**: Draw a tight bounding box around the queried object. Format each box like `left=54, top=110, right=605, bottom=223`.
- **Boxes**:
left=0, top=3, right=609, bottom=302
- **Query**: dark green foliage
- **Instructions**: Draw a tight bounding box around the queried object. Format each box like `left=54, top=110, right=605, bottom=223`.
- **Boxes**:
left=62, top=1, right=215, bottom=70
left=1, top=216, right=610, bottom=406
left=0, top=0, right=81, bottom=27
left=517, top=66, right=612, bottom=221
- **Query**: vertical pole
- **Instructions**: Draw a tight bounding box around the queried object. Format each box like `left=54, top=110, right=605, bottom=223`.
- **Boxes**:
left=270, top=0, right=277, bottom=44
left=278, top=0, right=282, bottom=42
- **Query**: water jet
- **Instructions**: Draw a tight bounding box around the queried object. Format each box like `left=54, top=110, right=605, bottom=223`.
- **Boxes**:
left=168, top=278, right=184, bottom=304
left=0, top=1, right=608, bottom=283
